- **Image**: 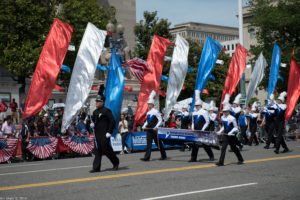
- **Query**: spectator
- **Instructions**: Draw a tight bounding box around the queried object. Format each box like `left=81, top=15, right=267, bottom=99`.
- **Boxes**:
left=166, top=111, right=177, bottom=128
left=1, top=115, right=16, bottom=138
left=0, top=99, right=8, bottom=121
left=9, top=98, right=18, bottom=124
left=119, top=113, right=130, bottom=154
left=67, top=121, right=77, bottom=136
left=51, top=113, right=62, bottom=136
left=77, top=116, right=88, bottom=135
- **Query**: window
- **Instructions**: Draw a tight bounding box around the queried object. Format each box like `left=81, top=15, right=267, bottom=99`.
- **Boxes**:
left=232, top=44, right=235, bottom=50
left=0, top=93, right=11, bottom=103
left=248, top=28, right=256, bottom=39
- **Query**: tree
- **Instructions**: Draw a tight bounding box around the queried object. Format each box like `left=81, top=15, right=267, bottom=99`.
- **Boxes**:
left=134, top=11, right=172, bottom=59
left=0, top=0, right=57, bottom=92
left=249, top=0, right=300, bottom=92
left=0, top=0, right=115, bottom=92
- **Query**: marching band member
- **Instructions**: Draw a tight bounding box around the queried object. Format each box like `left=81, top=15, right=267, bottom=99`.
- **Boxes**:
left=262, top=95, right=276, bottom=149
left=189, top=90, right=214, bottom=162
left=230, top=94, right=243, bottom=150
left=274, top=92, right=290, bottom=154
left=238, top=109, right=248, bottom=145
left=140, top=91, right=167, bottom=161
left=216, top=103, right=244, bottom=166
left=248, top=103, right=259, bottom=146
left=208, top=101, right=217, bottom=132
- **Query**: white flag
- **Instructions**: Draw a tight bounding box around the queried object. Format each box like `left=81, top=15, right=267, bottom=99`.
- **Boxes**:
left=164, top=35, right=189, bottom=121
left=246, top=52, right=267, bottom=105
left=61, top=23, right=107, bottom=133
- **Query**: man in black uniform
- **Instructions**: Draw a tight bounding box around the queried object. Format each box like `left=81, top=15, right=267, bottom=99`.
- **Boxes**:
left=90, top=95, right=119, bottom=173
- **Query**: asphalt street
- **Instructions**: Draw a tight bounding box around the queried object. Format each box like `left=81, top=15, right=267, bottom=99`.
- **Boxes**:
left=0, top=141, right=300, bottom=200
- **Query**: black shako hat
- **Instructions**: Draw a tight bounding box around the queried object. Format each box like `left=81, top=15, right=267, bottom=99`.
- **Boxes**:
left=95, top=95, right=105, bottom=102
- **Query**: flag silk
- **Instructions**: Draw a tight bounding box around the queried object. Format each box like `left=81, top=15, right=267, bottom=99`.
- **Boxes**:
left=23, top=19, right=73, bottom=119
left=126, top=58, right=152, bottom=82
left=246, top=52, right=267, bottom=105
left=134, top=35, right=173, bottom=125
left=220, top=43, right=247, bottom=109
left=191, top=37, right=222, bottom=111
left=267, top=43, right=281, bottom=98
left=61, top=23, right=106, bottom=133
left=164, top=35, right=189, bottom=121
left=104, top=49, right=125, bottom=135
left=285, top=58, right=300, bottom=121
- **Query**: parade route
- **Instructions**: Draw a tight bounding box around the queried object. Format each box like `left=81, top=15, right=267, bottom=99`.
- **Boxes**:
left=0, top=141, right=300, bottom=200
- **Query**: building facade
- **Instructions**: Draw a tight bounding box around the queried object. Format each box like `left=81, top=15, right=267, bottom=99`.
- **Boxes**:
left=169, top=22, right=239, bottom=44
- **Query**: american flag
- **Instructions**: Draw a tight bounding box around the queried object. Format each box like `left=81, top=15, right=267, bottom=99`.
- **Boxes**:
left=125, top=58, right=152, bottom=83
left=61, top=135, right=94, bottom=155
left=0, top=138, right=18, bottom=163
left=27, top=137, right=58, bottom=159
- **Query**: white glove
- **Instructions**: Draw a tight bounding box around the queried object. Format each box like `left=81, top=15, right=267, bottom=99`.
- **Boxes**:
left=90, top=123, right=95, bottom=128
left=106, top=133, right=111, bottom=138
left=228, top=132, right=235, bottom=136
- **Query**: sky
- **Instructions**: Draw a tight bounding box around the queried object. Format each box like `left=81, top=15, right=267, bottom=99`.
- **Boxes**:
left=136, top=0, right=248, bottom=28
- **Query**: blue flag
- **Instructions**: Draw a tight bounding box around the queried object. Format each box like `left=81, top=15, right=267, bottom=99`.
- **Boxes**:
left=104, top=49, right=125, bottom=135
left=267, top=43, right=281, bottom=98
left=191, top=37, right=222, bottom=111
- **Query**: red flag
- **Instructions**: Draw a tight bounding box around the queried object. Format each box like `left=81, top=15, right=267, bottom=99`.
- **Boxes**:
left=220, top=44, right=247, bottom=110
left=23, top=19, right=73, bottom=119
left=134, top=35, right=173, bottom=125
left=285, top=58, right=300, bottom=121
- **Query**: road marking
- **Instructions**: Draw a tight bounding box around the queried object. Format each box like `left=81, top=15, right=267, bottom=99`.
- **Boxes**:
left=0, top=163, right=43, bottom=169
left=140, top=182, right=258, bottom=200
left=0, top=154, right=299, bottom=191
left=0, top=165, right=90, bottom=176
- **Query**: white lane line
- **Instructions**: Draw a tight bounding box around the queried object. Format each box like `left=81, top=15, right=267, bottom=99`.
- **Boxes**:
left=0, top=165, right=91, bottom=176
left=140, top=183, right=258, bottom=200
left=0, top=163, right=43, bottom=169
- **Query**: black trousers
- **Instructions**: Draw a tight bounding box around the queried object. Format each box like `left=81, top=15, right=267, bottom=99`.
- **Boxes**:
left=93, top=139, right=119, bottom=171
left=218, top=135, right=244, bottom=165
left=240, top=126, right=248, bottom=144
left=249, top=125, right=259, bottom=145
left=274, top=121, right=288, bottom=151
left=21, top=140, right=32, bottom=161
left=191, top=143, right=214, bottom=161
left=144, top=129, right=166, bottom=160
left=265, top=122, right=275, bottom=146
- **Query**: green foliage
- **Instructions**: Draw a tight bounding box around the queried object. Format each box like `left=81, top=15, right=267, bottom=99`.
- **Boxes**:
left=249, top=0, right=300, bottom=92
left=0, top=0, right=115, bottom=89
left=0, top=0, right=57, bottom=80
left=134, top=11, right=172, bottom=59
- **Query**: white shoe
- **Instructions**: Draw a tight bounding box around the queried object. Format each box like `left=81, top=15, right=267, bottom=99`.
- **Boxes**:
left=120, top=151, right=124, bottom=155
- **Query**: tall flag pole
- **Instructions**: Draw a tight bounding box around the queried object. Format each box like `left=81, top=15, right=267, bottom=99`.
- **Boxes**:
left=104, top=49, right=125, bottom=135
left=164, top=35, right=189, bottom=121
left=134, top=35, right=173, bottom=125
left=220, top=44, right=247, bottom=110
left=267, top=43, right=281, bottom=99
left=245, top=52, right=267, bottom=105
left=61, top=23, right=106, bottom=133
left=285, top=58, right=300, bottom=121
left=23, top=19, right=73, bottom=119
left=191, top=36, right=222, bottom=111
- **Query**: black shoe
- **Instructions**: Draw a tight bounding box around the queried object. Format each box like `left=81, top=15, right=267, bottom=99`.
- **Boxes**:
left=159, top=157, right=167, bottom=160
left=281, top=149, right=290, bottom=153
left=274, top=150, right=279, bottom=154
left=89, top=169, right=100, bottom=173
left=112, top=164, right=119, bottom=171
left=264, top=146, right=269, bottom=149
left=228, top=149, right=233, bottom=152
left=140, top=158, right=150, bottom=161
left=215, top=162, right=224, bottom=166
left=209, top=157, right=215, bottom=161
left=188, top=159, right=197, bottom=162
left=237, top=160, right=244, bottom=165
